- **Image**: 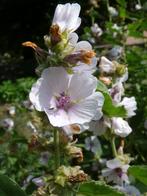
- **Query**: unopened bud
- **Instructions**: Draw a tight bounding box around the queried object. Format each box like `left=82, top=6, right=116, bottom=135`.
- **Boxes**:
left=99, top=76, right=112, bottom=85
left=114, top=61, right=126, bottom=76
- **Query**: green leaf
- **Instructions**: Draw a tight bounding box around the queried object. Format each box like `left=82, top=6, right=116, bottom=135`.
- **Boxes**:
left=97, top=80, right=109, bottom=94
left=97, top=81, right=127, bottom=117
left=77, top=181, right=125, bottom=196
left=129, top=166, right=147, bottom=185
left=0, top=175, right=27, bottom=196
left=103, top=93, right=127, bottom=117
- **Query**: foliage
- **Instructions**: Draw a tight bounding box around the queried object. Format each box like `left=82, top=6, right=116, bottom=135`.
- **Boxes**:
left=77, top=181, right=125, bottom=196
left=0, top=77, right=36, bottom=103
left=0, top=175, right=27, bottom=196
left=0, top=0, right=147, bottom=195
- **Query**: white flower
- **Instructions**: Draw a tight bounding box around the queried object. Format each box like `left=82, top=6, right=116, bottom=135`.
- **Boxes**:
left=22, top=100, right=34, bottom=110
left=30, top=67, right=104, bottom=127
left=102, top=158, right=130, bottom=185
left=26, top=121, right=37, bottom=133
left=32, top=177, right=45, bottom=187
left=135, top=4, right=142, bottom=10
left=66, top=33, right=97, bottom=74
left=108, top=6, right=118, bottom=17
left=52, top=3, right=81, bottom=33
left=62, top=91, right=104, bottom=137
left=112, top=24, right=121, bottom=31
left=85, top=136, right=102, bottom=155
left=119, top=97, right=137, bottom=118
left=114, top=185, right=141, bottom=196
left=8, top=106, right=16, bottom=116
left=72, top=56, right=97, bottom=74
left=112, top=117, right=132, bottom=137
left=99, top=56, right=116, bottom=74
left=108, top=46, right=123, bottom=60
left=91, top=23, right=103, bottom=37
left=109, top=82, right=124, bottom=104
left=0, top=118, right=14, bottom=131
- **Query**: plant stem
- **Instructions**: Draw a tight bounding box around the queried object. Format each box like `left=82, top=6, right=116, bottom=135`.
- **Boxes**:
left=54, top=129, right=60, bottom=170
left=111, top=136, right=117, bottom=157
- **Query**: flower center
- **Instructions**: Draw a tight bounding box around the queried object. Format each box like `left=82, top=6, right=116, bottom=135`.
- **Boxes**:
left=56, top=92, right=71, bottom=110
left=115, top=167, right=123, bottom=178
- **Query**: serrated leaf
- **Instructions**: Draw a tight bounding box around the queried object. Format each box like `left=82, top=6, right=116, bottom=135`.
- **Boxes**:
left=0, top=175, right=27, bottom=196
left=77, top=181, right=125, bottom=196
left=129, top=166, right=147, bottom=185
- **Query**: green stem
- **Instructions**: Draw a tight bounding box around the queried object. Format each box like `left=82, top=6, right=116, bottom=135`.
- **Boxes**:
left=106, top=0, right=112, bottom=22
left=54, top=129, right=60, bottom=170
left=111, top=136, right=117, bottom=157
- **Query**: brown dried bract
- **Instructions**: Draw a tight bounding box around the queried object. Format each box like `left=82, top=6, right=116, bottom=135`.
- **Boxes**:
left=22, top=41, right=38, bottom=50
left=68, top=173, right=88, bottom=183
left=50, top=24, right=62, bottom=45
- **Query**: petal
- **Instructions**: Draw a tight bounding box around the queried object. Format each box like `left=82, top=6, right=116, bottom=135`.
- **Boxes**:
left=75, top=41, right=92, bottom=51
left=45, top=108, right=70, bottom=127
left=112, top=117, right=132, bottom=137
left=93, top=92, right=104, bottom=120
left=29, top=78, right=48, bottom=111
left=68, top=72, right=97, bottom=100
left=99, top=56, right=115, bottom=73
left=52, top=3, right=81, bottom=32
left=121, top=173, right=130, bottom=184
left=66, top=4, right=81, bottom=32
left=68, top=92, right=100, bottom=124
left=119, top=97, right=137, bottom=118
left=29, top=67, right=69, bottom=112
left=68, top=33, right=79, bottom=46
left=107, top=158, right=122, bottom=169
left=102, top=168, right=113, bottom=177
left=73, top=57, right=97, bottom=74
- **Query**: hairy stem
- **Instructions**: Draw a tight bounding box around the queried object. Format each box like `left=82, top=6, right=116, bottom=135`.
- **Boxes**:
left=54, top=129, right=60, bottom=170
left=111, top=136, right=117, bottom=157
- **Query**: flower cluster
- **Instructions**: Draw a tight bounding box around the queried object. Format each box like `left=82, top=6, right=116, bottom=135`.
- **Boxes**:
left=26, top=3, right=104, bottom=132
left=24, top=2, right=139, bottom=195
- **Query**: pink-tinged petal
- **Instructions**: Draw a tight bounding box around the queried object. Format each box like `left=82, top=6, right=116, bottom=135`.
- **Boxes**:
left=112, top=117, right=132, bottom=137
left=68, top=33, right=79, bottom=46
left=68, top=73, right=97, bottom=100
left=68, top=92, right=100, bottom=124
left=52, top=3, right=81, bottom=32
left=42, top=67, right=69, bottom=95
left=29, top=67, right=69, bottom=112
left=66, top=4, right=81, bottom=32
left=73, top=57, right=97, bottom=74
left=29, top=78, right=48, bottom=111
left=122, top=164, right=130, bottom=173
left=45, top=108, right=70, bottom=127
left=107, top=158, right=122, bottom=169
left=119, top=97, right=137, bottom=118
left=75, top=41, right=92, bottom=51
left=102, top=168, right=113, bottom=177
left=121, top=173, right=130, bottom=184
left=93, top=92, right=104, bottom=120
